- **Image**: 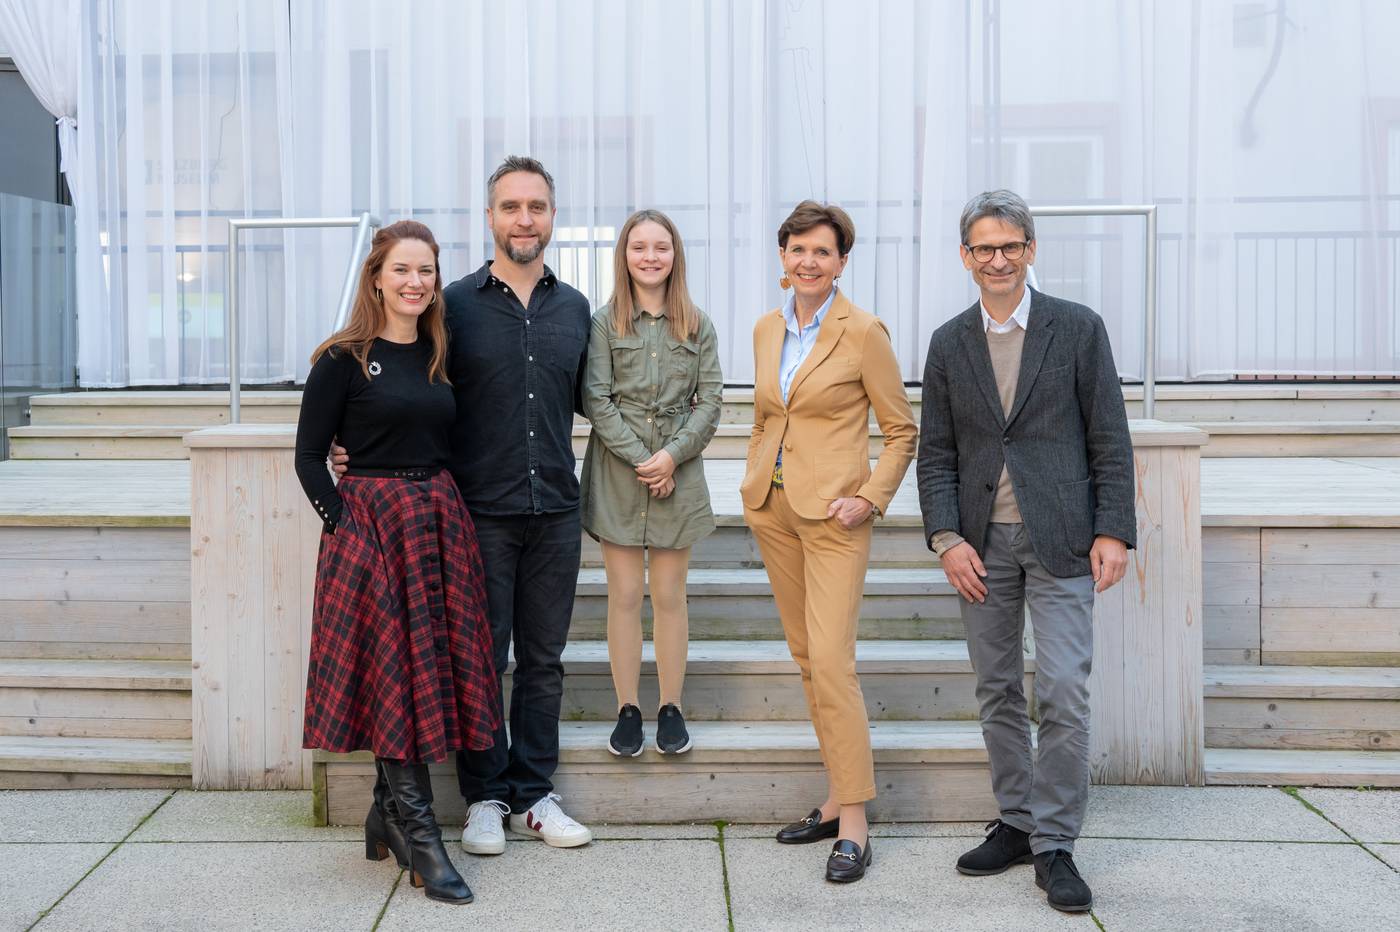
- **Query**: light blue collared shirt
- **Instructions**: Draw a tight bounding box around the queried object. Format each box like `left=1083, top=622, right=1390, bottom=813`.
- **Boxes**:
left=779, top=286, right=837, bottom=403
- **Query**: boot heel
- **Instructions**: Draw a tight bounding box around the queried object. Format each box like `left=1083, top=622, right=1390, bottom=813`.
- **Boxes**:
left=365, top=835, right=389, bottom=861
left=409, top=870, right=423, bottom=889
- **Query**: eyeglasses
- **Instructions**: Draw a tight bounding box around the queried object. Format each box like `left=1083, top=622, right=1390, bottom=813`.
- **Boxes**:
left=964, top=241, right=1029, bottom=263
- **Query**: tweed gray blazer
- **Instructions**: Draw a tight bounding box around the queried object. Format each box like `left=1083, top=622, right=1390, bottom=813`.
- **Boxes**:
left=916, top=288, right=1136, bottom=579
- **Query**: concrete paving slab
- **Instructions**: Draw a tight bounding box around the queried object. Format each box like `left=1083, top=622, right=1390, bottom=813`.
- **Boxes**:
left=0, top=789, right=170, bottom=842
left=583, top=822, right=718, bottom=840
left=1377, top=844, right=1400, bottom=871
left=377, top=839, right=727, bottom=931
left=725, top=821, right=987, bottom=840
left=0, top=843, right=109, bottom=932
left=37, top=842, right=393, bottom=931
left=725, top=836, right=1079, bottom=932
left=1082, top=838, right=1400, bottom=932
left=1297, top=788, right=1400, bottom=842
left=130, top=790, right=359, bottom=842
left=1082, top=786, right=1346, bottom=842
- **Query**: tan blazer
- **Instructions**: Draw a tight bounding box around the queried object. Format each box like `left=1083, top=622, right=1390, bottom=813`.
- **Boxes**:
left=741, top=291, right=917, bottom=520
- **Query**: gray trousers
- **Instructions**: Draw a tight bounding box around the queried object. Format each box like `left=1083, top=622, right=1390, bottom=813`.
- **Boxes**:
left=961, top=522, right=1095, bottom=855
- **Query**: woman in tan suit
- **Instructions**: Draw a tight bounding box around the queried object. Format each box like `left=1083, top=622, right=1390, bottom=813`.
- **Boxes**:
left=742, top=201, right=917, bottom=884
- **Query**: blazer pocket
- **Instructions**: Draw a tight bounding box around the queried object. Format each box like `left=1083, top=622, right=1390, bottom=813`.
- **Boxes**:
left=814, top=451, right=865, bottom=499
left=825, top=356, right=861, bottom=384
left=1056, top=477, right=1095, bottom=557
left=1037, top=364, right=1071, bottom=386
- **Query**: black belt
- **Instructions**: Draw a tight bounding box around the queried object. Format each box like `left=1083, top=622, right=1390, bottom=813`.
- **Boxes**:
left=343, top=466, right=443, bottom=480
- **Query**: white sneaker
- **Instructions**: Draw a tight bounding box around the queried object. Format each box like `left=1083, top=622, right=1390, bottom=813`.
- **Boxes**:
left=508, top=793, right=593, bottom=848
left=460, top=799, right=510, bottom=855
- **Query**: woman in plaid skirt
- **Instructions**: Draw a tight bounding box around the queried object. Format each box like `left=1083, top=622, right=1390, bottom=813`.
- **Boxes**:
left=295, top=220, right=497, bottom=906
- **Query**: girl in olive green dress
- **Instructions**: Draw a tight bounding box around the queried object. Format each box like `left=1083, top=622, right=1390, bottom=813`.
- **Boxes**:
left=580, top=210, right=723, bottom=757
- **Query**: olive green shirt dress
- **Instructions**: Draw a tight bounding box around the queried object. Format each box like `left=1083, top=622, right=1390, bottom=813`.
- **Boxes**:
left=580, top=303, right=723, bottom=549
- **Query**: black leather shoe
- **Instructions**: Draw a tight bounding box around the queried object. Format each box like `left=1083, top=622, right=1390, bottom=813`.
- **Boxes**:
left=1034, top=849, right=1093, bottom=912
left=379, top=759, right=474, bottom=905
left=956, top=818, right=1033, bottom=875
left=364, top=759, right=410, bottom=869
left=825, top=838, right=873, bottom=883
left=775, top=808, right=839, bottom=844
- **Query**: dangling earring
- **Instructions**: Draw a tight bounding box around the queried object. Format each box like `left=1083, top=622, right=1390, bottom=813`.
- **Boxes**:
left=374, top=287, right=383, bottom=303
left=779, top=275, right=792, bottom=290
left=426, top=292, right=436, bottom=306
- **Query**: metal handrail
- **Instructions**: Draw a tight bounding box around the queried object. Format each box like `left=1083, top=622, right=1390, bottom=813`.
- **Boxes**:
left=225, top=213, right=380, bottom=423
left=1030, top=204, right=1159, bottom=418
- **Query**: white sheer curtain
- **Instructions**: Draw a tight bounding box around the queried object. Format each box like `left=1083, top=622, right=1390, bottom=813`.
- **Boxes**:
left=74, top=0, right=292, bottom=386
left=64, top=0, right=1400, bottom=385
left=0, top=0, right=81, bottom=192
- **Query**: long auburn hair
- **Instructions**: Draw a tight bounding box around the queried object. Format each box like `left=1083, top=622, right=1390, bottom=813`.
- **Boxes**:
left=609, top=209, right=700, bottom=341
left=310, top=220, right=450, bottom=383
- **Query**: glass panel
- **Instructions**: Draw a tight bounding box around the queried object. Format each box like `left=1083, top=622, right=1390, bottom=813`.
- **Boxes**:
left=0, top=193, right=77, bottom=461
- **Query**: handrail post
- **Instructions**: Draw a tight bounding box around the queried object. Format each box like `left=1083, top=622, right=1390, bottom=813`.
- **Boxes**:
left=225, top=214, right=381, bottom=423
left=227, top=222, right=242, bottom=424
left=334, top=213, right=375, bottom=332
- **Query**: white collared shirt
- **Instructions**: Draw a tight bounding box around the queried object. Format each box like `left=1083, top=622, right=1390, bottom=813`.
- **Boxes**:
left=980, top=284, right=1033, bottom=334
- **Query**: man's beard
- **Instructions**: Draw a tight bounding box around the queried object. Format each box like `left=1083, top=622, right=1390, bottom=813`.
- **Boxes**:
left=496, top=231, right=549, bottom=265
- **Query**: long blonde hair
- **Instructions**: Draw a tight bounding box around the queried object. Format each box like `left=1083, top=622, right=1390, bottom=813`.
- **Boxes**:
left=311, top=220, right=450, bottom=383
left=609, top=209, right=700, bottom=341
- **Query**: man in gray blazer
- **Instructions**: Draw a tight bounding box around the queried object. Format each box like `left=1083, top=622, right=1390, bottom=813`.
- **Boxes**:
left=917, top=190, right=1136, bottom=913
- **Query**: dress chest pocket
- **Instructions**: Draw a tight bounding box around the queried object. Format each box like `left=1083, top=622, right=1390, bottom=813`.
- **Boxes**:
left=666, top=337, right=699, bottom=384
left=611, top=336, right=646, bottom=372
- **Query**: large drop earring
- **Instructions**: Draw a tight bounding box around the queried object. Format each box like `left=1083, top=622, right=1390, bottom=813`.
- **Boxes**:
left=374, top=287, right=383, bottom=303
left=779, top=274, right=791, bottom=290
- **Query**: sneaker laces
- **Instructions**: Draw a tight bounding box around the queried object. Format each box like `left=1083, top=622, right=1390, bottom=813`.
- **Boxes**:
left=532, top=793, right=582, bottom=831
left=468, top=799, right=509, bottom=826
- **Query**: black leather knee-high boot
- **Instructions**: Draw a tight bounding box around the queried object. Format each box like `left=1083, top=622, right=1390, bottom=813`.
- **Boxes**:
left=365, top=758, right=410, bottom=869
left=379, top=759, right=473, bottom=904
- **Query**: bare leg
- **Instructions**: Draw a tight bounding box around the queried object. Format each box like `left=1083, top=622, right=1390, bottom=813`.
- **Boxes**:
left=601, top=540, right=646, bottom=710
left=646, top=546, right=692, bottom=708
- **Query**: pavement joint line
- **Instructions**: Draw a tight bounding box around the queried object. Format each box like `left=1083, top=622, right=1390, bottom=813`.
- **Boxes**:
left=25, top=788, right=177, bottom=932
left=1280, top=786, right=1400, bottom=875
left=369, top=868, right=404, bottom=931
left=715, top=821, right=736, bottom=932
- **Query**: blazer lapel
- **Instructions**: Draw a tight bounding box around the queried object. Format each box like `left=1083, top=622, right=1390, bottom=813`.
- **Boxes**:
left=757, top=311, right=786, bottom=411
left=958, top=303, right=1006, bottom=428
left=784, top=291, right=849, bottom=405
left=1004, top=289, right=1056, bottom=429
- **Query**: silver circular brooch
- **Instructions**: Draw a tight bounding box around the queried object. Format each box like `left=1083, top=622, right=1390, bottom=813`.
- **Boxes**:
left=368, top=361, right=382, bottom=376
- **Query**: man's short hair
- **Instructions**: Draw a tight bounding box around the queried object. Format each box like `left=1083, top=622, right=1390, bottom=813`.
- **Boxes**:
left=487, top=155, right=556, bottom=207
left=959, top=190, right=1035, bottom=245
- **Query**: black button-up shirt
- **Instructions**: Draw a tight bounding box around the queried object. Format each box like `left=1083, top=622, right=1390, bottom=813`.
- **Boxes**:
left=444, top=261, right=591, bottom=515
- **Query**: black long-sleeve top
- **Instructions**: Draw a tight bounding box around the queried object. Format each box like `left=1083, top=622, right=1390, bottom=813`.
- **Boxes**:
left=294, top=338, right=455, bottom=532
left=443, top=261, right=591, bottom=516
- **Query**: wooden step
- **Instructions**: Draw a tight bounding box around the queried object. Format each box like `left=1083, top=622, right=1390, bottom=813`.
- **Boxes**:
left=569, top=567, right=964, bottom=640
left=1205, top=747, right=1400, bottom=787
left=1193, top=422, right=1400, bottom=458
left=0, top=659, right=192, bottom=740
left=1204, top=665, right=1400, bottom=752
left=28, top=391, right=302, bottom=426
left=8, top=425, right=192, bottom=459
left=0, top=735, right=192, bottom=788
left=526, top=640, right=1024, bottom=722
left=314, top=720, right=996, bottom=825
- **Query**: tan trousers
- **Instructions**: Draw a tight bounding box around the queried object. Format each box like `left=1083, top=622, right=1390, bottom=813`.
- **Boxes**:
left=745, top=485, right=876, bottom=803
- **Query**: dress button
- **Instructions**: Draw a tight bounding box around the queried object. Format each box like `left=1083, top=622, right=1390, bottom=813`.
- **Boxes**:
left=640, top=511, right=647, bottom=518
left=646, top=418, right=652, bottom=423
left=651, top=352, right=658, bottom=358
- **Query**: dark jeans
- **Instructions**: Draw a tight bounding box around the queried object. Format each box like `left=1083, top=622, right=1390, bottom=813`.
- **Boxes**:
left=455, top=509, right=580, bottom=811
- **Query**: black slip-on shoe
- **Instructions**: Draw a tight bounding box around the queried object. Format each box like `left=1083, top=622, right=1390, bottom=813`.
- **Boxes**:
left=775, top=808, right=840, bottom=844
left=1034, top=848, right=1093, bottom=912
left=956, top=818, right=1033, bottom=875
left=825, top=838, right=873, bottom=883
left=608, top=704, right=645, bottom=757
left=655, top=703, right=692, bottom=754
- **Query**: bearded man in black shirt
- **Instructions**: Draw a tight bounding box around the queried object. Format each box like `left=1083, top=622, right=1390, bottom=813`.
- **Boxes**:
left=336, top=156, right=594, bottom=853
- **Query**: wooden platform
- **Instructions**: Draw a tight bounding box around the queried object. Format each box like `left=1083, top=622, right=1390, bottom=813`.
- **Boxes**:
left=315, top=720, right=997, bottom=825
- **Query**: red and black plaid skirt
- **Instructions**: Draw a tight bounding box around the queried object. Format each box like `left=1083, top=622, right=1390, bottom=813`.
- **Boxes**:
left=303, top=469, right=499, bottom=763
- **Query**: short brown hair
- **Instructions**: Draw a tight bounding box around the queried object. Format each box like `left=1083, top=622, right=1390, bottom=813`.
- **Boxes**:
left=487, top=155, right=556, bottom=207
left=777, top=200, right=856, bottom=256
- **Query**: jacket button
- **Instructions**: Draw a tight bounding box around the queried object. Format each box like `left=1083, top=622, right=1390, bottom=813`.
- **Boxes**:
left=1002, top=436, right=1010, bottom=445
left=985, top=483, right=994, bottom=492
left=784, top=443, right=792, bottom=451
